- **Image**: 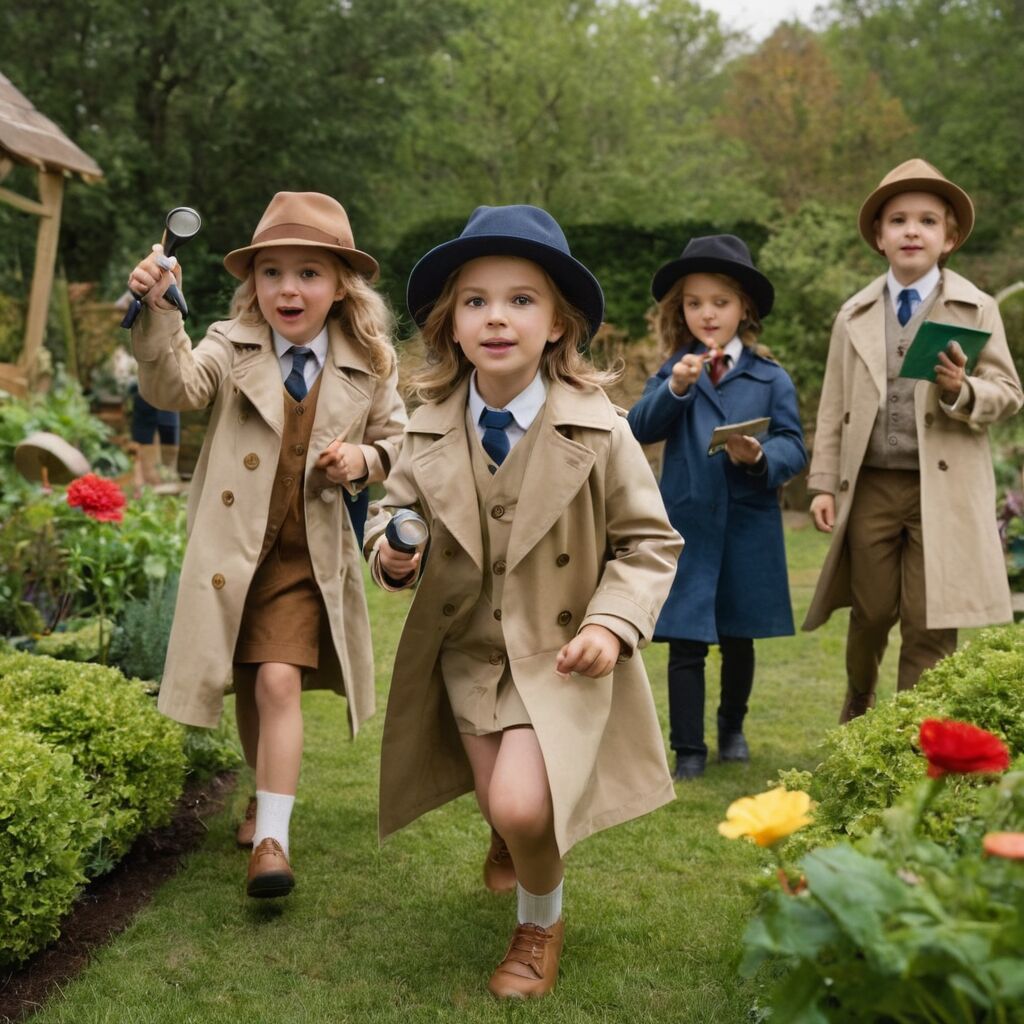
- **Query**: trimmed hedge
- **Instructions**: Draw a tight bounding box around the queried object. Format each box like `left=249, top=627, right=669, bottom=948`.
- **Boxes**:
left=0, top=727, right=97, bottom=969
left=778, top=626, right=1024, bottom=856
left=0, top=652, right=186, bottom=874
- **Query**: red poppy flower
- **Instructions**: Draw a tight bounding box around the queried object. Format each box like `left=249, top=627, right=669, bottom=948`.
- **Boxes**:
left=67, top=473, right=127, bottom=524
left=983, top=832, right=1024, bottom=860
left=918, top=718, right=1010, bottom=779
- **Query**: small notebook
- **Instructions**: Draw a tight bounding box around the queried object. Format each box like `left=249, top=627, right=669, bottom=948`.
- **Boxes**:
left=898, top=320, right=991, bottom=383
left=707, top=417, right=771, bottom=457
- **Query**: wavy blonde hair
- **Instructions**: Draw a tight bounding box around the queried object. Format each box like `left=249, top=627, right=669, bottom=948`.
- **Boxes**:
left=230, top=252, right=396, bottom=376
left=409, top=263, right=618, bottom=404
left=653, top=273, right=774, bottom=362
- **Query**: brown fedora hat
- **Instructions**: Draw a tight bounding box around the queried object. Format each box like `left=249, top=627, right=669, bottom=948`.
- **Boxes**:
left=223, top=192, right=379, bottom=281
left=858, top=158, right=974, bottom=255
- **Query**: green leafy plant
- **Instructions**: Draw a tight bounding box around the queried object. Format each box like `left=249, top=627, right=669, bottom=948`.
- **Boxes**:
left=0, top=651, right=186, bottom=874
left=0, top=725, right=98, bottom=969
left=108, top=573, right=179, bottom=682
left=777, top=627, right=1024, bottom=856
left=742, top=724, right=1024, bottom=1023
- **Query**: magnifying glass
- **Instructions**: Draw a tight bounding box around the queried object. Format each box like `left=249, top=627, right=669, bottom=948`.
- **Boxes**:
left=385, top=509, right=430, bottom=554
left=121, top=206, right=202, bottom=329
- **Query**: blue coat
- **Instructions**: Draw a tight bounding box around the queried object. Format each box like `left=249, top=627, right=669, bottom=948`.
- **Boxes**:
left=627, top=345, right=806, bottom=643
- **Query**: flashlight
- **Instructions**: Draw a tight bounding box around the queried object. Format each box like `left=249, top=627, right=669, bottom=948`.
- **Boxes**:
left=385, top=509, right=429, bottom=554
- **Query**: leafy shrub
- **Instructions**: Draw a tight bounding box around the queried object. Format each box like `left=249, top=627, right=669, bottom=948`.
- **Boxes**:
left=0, top=726, right=98, bottom=969
left=744, top=771, right=1024, bottom=1023
left=777, top=627, right=1024, bottom=855
left=0, top=651, right=186, bottom=874
left=183, top=722, right=243, bottom=781
left=108, top=573, right=178, bottom=681
left=33, top=617, right=115, bottom=662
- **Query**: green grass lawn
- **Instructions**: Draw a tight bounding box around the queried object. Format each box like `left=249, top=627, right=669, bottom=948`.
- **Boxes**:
left=28, top=522, right=904, bottom=1023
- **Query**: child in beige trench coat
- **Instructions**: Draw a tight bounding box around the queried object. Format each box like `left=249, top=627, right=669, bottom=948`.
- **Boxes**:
left=364, top=205, right=682, bottom=999
left=128, top=193, right=406, bottom=899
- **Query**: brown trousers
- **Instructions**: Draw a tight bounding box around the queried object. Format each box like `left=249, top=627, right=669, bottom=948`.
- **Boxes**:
left=841, top=467, right=956, bottom=722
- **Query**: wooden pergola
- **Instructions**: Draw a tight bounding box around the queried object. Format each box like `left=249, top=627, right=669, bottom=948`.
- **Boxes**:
left=0, top=71, right=103, bottom=397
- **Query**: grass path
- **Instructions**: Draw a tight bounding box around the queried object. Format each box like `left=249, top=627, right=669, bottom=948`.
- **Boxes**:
left=28, top=523, right=902, bottom=1023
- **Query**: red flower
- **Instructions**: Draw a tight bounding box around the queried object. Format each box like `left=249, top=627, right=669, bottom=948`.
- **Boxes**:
left=919, top=718, right=1010, bottom=779
left=983, top=832, right=1024, bottom=860
left=66, top=473, right=126, bottom=524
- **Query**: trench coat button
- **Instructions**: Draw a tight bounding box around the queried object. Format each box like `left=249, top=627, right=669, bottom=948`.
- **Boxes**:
left=839, top=480, right=850, bottom=492
left=888, top=436, right=897, bottom=446
left=282, top=475, right=294, bottom=488
left=844, top=412, right=851, bottom=423
left=211, top=573, right=226, bottom=590
left=243, top=452, right=260, bottom=470
left=493, top=609, right=502, bottom=621
left=443, top=603, right=456, bottom=617
left=238, top=411, right=248, bottom=424
left=221, top=490, right=234, bottom=506
left=320, top=487, right=337, bottom=503
left=295, top=405, right=305, bottom=416
left=489, top=651, right=504, bottom=665
left=556, top=553, right=570, bottom=567
left=493, top=559, right=506, bottom=575
left=924, top=413, right=935, bottom=427
left=557, top=610, right=572, bottom=626
left=293, top=443, right=305, bottom=456
left=938, top=460, right=949, bottom=471
left=490, top=504, right=505, bottom=519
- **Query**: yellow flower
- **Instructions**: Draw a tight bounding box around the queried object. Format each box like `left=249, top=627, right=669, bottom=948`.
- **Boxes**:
left=718, top=787, right=813, bottom=848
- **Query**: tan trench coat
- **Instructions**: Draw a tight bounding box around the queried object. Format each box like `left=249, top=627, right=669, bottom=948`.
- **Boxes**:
left=132, top=307, right=406, bottom=730
left=804, top=269, right=1022, bottom=632
left=364, top=378, right=682, bottom=856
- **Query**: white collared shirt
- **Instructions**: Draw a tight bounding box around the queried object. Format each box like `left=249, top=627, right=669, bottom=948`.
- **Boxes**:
left=468, top=369, right=548, bottom=452
left=667, top=335, right=744, bottom=400
left=273, top=327, right=328, bottom=388
left=886, top=264, right=940, bottom=321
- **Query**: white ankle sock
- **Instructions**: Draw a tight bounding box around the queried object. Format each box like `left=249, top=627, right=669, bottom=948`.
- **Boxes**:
left=252, top=790, right=295, bottom=859
left=517, top=880, right=563, bottom=929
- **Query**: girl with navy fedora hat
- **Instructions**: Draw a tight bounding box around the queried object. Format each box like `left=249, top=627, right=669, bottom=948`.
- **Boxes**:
left=628, top=234, right=806, bottom=781
left=364, top=205, right=681, bottom=998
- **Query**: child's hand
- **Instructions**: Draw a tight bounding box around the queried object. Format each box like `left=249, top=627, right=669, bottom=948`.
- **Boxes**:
left=935, top=340, right=967, bottom=404
left=725, top=434, right=763, bottom=466
left=669, top=353, right=707, bottom=396
left=810, top=493, right=835, bottom=533
left=377, top=538, right=420, bottom=582
left=316, top=440, right=367, bottom=484
left=127, top=244, right=181, bottom=310
left=555, top=624, right=621, bottom=679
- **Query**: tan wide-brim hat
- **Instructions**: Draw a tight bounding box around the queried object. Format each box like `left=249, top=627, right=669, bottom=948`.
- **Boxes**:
left=223, top=192, right=380, bottom=281
left=858, top=158, right=974, bottom=255
left=14, top=431, right=90, bottom=484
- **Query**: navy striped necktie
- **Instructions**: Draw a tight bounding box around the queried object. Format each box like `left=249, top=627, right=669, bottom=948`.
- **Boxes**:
left=285, top=346, right=312, bottom=401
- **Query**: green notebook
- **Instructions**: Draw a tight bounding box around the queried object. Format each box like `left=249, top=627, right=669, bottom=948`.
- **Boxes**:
left=898, top=319, right=991, bottom=382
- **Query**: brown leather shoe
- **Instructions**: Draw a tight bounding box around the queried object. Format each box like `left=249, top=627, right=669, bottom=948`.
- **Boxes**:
left=246, top=837, right=294, bottom=899
left=236, top=796, right=257, bottom=848
left=483, top=828, right=517, bottom=893
left=488, top=919, right=564, bottom=999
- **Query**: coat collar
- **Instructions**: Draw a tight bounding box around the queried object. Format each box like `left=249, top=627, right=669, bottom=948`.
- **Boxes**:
left=408, top=376, right=614, bottom=572
left=224, top=317, right=373, bottom=438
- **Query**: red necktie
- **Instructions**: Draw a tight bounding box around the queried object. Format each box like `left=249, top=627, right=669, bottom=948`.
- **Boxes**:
left=708, top=350, right=730, bottom=386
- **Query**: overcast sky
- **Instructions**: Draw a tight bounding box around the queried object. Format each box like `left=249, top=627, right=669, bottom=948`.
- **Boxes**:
left=699, top=0, right=828, bottom=39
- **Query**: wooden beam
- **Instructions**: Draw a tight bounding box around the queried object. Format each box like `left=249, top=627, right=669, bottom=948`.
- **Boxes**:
left=18, top=170, right=64, bottom=377
left=0, top=183, right=48, bottom=217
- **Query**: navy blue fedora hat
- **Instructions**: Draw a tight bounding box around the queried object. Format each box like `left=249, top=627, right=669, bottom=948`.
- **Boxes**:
left=651, top=234, right=774, bottom=318
left=406, top=205, right=605, bottom=338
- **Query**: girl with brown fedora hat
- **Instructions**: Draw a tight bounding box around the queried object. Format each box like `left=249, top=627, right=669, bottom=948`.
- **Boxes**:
left=629, top=234, right=807, bottom=781
left=364, top=205, right=681, bottom=999
left=127, top=192, right=407, bottom=899
left=804, top=160, right=1022, bottom=722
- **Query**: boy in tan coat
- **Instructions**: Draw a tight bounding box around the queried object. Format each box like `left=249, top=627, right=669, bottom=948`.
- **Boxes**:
left=804, top=159, right=1022, bottom=722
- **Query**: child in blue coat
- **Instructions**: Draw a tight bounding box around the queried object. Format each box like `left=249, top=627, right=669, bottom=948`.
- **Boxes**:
left=628, top=235, right=806, bottom=779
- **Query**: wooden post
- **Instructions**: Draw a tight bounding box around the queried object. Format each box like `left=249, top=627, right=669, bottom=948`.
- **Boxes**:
left=17, top=169, right=65, bottom=376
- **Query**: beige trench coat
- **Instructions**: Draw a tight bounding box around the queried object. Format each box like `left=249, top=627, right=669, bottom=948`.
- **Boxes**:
left=132, top=307, right=406, bottom=730
left=364, top=378, right=682, bottom=856
left=804, top=269, right=1022, bottom=632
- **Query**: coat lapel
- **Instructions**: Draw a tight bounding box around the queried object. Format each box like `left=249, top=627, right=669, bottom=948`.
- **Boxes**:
left=846, top=276, right=887, bottom=401
left=410, top=379, right=484, bottom=571
left=505, top=382, right=606, bottom=574
left=226, top=321, right=286, bottom=437
left=308, top=322, right=373, bottom=452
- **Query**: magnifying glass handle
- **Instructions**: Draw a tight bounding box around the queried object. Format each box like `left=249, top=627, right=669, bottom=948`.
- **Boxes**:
left=165, top=283, right=189, bottom=319
left=120, top=285, right=188, bottom=329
